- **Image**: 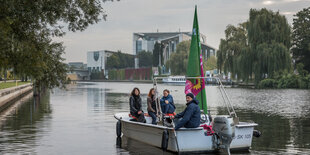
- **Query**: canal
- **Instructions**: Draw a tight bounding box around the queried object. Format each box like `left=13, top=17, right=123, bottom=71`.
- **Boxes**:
left=0, top=82, right=310, bottom=154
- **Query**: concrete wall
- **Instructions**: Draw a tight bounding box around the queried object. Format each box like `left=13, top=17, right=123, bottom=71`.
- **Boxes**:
left=0, top=84, right=33, bottom=110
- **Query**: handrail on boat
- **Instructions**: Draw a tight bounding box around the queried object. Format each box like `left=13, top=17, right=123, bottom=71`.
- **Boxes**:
left=153, top=76, right=238, bottom=120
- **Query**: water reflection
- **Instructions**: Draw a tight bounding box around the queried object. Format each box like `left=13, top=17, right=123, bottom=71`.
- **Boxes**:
left=0, top=82, right=309, bottom=154
left=0, top=93, right=52, bottom=154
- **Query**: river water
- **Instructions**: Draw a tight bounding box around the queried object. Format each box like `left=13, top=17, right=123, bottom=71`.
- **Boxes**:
left=0, top=82, right=309, bottom=155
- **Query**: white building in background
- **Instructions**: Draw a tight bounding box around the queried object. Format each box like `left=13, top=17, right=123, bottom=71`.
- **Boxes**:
left=133, top=32, right=216, bottom=65
left=133, top=31, right=217, bottom=74
left=87, top=50, right=115, bottom=75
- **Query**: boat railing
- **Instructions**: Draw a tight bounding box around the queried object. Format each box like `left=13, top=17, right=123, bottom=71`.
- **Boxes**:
left=153, top=76, right=238, bottom=121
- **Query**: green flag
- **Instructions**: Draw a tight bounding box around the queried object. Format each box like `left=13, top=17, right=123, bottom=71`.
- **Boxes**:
left=185, top=6, right=208, bottom=114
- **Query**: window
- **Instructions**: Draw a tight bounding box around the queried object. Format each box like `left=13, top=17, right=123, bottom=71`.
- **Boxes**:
left=136, top=40, right=142, bottom=53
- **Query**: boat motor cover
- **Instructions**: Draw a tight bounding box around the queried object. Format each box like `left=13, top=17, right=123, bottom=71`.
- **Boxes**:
left=213, top=116, right=235, bottom=148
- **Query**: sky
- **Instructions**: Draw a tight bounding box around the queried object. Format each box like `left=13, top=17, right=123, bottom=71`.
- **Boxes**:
left=52, top=0, right=310, bottom=63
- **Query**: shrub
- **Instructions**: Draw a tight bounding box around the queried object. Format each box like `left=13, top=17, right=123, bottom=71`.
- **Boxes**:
left=258, top=79, right=278, bottom=88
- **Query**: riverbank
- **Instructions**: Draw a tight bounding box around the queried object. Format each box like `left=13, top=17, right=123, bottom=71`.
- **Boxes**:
left=82, top=79, right=154, bottom=83
left=0, top=81, right=29, bottom=89
left=0, top=83, right=33, bottom=111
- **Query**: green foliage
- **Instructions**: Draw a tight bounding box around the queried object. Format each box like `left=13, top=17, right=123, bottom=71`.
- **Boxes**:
left=292, top=7, right=310, bottom=73
left=152, top=42, right=163, bottom=67
left=166, top=40, right=191, bottom=75
left=106, top=51, right=135, bottom=69
left=0, top=0, right=109, bottom=91
left=258, top=70, right=310, bottom=89
left=205, top=56, right=217, bottom=70
left=258, top=79, right=278, bottom=88
left=217, top=8, right=292, bottom=85
left=137, top=50, right=153, bottom=67
left=277, top=73, right=299, bottom=88
left=248, top=8, right=291, bottom=84
left=217, top=23, right=248, bottom=79
left=0, top=81, right=30, bottom=90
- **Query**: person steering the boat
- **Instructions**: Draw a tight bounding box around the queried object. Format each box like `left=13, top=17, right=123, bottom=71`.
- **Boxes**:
left=147, top=88, right=157, bottom=125
left=174, top=93, right=201, bottom=130
left=160, top=89, right=176, bottom=115
left=129, top=87, right=146, bottom=123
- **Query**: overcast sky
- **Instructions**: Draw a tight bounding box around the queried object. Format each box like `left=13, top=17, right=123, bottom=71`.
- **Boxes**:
left=53, top=0, right=310, bottom=63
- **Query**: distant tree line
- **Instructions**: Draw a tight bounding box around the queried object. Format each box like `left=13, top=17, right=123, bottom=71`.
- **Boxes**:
left=106, top=51, right=135, bottom=69
left=217, top=7, right=310, bottom=88
left=166, top=40, right=217, bottom=75
left=0, top=0, right=110, bottom=94
left=106, top=50, right=153, bottom=70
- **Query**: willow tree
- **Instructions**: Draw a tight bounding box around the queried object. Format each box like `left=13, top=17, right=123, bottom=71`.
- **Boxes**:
left=217, top=23, right=249, bottom=80
left=248, top=8, right=291, bottom=83
left=218, top=8, right=292, bottom=84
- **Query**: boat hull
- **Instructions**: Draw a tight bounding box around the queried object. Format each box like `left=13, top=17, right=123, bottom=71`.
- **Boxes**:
left=115, top=113, right=257, bottom=153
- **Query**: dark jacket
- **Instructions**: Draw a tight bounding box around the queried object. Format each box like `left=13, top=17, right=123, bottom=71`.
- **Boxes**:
left=174, top=98, right=201, bottom=130
left=147, top=96, right=156, bottom=113
left=129, top=95, right=142, bottom=115
left=160, top=94, right=175, bottom=108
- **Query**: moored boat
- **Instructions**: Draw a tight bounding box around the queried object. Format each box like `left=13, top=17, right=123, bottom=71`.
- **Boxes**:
left=162, top=76, right=186, bottom=83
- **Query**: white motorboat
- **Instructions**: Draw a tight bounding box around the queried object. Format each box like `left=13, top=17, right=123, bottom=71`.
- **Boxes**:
left=162, top=76, right=186, bottom=83
left=114, top=77, right=260, bottom=154
left=114, top=7, right=260, bottom=153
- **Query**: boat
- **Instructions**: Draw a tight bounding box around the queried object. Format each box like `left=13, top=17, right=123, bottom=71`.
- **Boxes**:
left=114, top=77, right=260, bottom=154
left=162, top=76, right=186, bottom=83
left=114, top=6, right=260, bottom=154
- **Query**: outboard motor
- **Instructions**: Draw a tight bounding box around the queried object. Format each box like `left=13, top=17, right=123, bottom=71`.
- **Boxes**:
left=212, top=116, right=235, bottom=155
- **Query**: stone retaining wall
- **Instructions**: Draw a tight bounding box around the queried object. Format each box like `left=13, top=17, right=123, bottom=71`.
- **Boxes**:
left=0, top=84, right=33, bottom=109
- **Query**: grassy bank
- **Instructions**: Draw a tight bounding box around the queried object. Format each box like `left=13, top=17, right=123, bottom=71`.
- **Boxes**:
left=0, top=82, right=31, bottom=90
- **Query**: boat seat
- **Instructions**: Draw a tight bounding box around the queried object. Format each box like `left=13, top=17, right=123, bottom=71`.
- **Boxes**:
left=128, top=113, right=150, bottom=120
left=165, top=112, right=176, bottom=117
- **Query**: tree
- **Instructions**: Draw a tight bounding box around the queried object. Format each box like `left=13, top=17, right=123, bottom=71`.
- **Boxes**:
left=217, top=8, right=292, bottom=84
left=292, top=7, right=310, bottom=72
left=106, top=51, right=134, bottom=69
left=166, top=40, right=191, bottom=75
left=138, top=51, right=153, bottom=67
left=0, top=0, right=111, bottom=92
left=248, top=8, right=291, bottom=83
left=152, top=42, right=163, bottom=67
left=217, top=23, right=249, bottom=79
left=205, top=56, right=217, bottom=70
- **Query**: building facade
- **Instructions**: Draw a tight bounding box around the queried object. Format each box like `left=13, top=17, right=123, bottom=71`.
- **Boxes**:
left=87, top=50, right=116, bottom=76
left=133, top=32, right=217, bottom=66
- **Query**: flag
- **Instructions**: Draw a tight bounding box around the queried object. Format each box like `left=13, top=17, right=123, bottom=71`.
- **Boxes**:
left=185, top=6, right=208, bottom=114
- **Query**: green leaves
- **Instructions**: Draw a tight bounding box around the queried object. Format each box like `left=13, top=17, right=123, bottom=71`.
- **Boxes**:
left=292, top=7, right=310, bottom=73
left=106, top=51, right=135, bottom=69
left=0, top=0, right=109, bottom=90
left=166, top=40, right=191, bottom=75
left=217, top=8, right=292, bottom=85
left=137, top=51, right=153, bottom=68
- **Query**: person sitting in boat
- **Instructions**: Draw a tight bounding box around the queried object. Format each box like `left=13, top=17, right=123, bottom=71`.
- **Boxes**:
left=129, top=87, right=146, bottom=123
left=174, top=93, right=201, bottom=130
left=147, top=88, right=157, bottom=125
left=160, top=89, right=176, bottom=115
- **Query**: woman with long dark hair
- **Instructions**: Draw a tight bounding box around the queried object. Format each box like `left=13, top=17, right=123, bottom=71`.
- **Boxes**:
left=147, top=88, right=157, bottom=124
left=129, top=87, right=146, bottom=123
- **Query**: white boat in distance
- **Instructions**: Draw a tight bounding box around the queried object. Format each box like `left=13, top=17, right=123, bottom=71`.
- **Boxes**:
left=162, top=76, right=186, bottom=83
left=114, top=77, right=260, bottom=154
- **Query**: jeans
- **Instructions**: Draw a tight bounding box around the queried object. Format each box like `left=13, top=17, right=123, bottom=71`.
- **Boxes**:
left=161, top=103, right=175, bottom=114
left=148, top=111, right=157, bottom=124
